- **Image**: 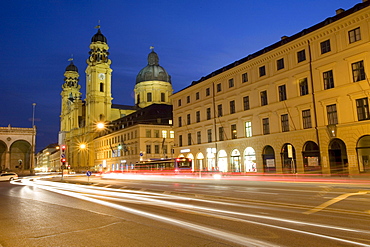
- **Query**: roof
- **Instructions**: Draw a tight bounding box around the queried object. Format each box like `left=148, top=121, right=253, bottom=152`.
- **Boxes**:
left=179, top=1, right=370, bottom=92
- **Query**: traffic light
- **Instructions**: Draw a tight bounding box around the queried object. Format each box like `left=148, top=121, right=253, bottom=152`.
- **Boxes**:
left=60, top=144, right=67, bottom=168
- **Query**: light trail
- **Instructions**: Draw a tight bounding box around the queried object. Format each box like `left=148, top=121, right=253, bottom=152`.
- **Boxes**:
left=15, top=179, right=370, bottom=246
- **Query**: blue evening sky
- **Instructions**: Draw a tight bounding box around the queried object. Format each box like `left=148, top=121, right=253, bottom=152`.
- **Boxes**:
left=0, top=0, right=360, bottom=151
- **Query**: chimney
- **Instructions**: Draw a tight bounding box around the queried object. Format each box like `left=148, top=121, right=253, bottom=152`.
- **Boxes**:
left=336, top=8, right=345, bottom=15
left=281, top=36, right=288, bottom=40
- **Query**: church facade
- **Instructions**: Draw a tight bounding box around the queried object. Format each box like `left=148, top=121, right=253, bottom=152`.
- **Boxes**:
left=59, top=29, right=174, bottom=172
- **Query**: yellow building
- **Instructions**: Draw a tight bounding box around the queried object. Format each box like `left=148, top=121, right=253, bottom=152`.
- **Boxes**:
left=171, top=1, right=370, bottom=176
left=59, top=28, right=173, bottom=172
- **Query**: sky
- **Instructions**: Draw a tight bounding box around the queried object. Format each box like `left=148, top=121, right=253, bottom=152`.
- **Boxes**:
left=0, top=0, right=361, bottom=152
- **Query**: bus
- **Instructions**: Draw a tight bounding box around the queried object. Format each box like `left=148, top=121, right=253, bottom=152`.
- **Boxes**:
left=134, top=158, right=192, bottom=172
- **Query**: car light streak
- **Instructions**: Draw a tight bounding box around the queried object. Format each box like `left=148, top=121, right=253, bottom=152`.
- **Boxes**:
left=16, top=179, right=370, bottom=246
left=19, top=180, right=279, bottom=247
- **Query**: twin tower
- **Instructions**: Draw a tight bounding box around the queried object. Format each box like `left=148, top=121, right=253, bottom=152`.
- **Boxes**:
left=60, top=28, right=173, bottom=138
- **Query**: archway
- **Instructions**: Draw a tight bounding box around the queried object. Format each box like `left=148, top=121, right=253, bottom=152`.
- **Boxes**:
left=9, top=140, right=31, bottom=171
left=356, top=135, right=370, bottom=173
left=196, top=152, right=204, bottom=172
left=281, top=143, right=296, bottom=173
left=230, top=149, right=241, bottom=172
left=0, top=141, right=7, bottom=171
left=328, top=138, right=348, bottom=175
left=244, top=147, right=257, bottom=172
left=218, top=150, right=228, bottom=172
left=262, top=145, right=275, bottom=173
left=302, top=141, right=321, bottom=173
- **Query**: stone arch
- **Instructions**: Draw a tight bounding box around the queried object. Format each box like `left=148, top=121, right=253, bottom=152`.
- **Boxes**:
left=302, top=141, right=321, bottom=173
left=9, top=140, right=31, bottom=171
left=328, top=138, right=348, bottom=175
left=262, top=145, right=275, bottom=173
left=356, top=135, right=370, bottom=173
left=0, top=140, right=7, bottom=171
left=281, top=143, right=296, bottom=173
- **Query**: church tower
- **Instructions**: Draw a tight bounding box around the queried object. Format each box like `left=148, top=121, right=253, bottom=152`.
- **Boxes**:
left=60, top=60, right=82, bottom=133
left=134, top=48, right=173, bottom=108
left=85, top=28, right=113, bottom=130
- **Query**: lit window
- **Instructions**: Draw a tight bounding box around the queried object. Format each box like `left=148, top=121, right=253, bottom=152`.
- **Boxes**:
left=162, top=130, right=167, bottom=138
left=169, top=131, right=174, bottom=138
left=245, top=121, right=252, bottom=137
left=231, top=124, right=237, bottom=139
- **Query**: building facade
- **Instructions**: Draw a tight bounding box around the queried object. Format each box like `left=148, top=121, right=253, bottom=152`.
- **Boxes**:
left=59, top=29, right=174, bottom=172
left=171, top=1, right=370, bottom=175
left=0, top=125, right=36, bottom=174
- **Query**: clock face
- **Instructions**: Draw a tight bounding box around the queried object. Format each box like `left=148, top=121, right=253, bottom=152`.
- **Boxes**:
left=98, top=73, right=105, bottom=80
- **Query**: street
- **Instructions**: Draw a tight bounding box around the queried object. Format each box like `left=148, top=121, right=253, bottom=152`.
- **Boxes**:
left=0, top=174, right=369, bottom=246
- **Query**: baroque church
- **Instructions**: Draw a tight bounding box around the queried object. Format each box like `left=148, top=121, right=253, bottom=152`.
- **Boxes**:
left=59, top=28, right=174, bottom=171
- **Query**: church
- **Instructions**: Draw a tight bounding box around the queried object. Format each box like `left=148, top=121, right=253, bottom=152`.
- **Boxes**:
left=59, top=28, right=174, bottom=172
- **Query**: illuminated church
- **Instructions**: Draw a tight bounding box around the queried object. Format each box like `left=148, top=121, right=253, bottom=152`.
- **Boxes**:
left=59, top=28, right=174, bottom=171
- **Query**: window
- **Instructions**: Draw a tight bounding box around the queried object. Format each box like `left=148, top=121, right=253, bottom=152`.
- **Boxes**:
left=299, top=78, right=309, bottom=96
left=230, top=100, right=235, bottom=114
left=154, top=130, right=160, bottom=138
left=187, top=133, right=192, bottom=145
left=155, top=145, right=160, bottom=154
left=146, top=144, right=151, bottom=154
left=243, top=96, right=250, bottom=110
left=217, top=83, right=222, bottom=92
left=259, top=66, right=266, bottom=77
left=349, top=27, right=361, bottom=43
left=219, top=127, right=224, bottom=141
left=302, top=110, right=312, bottom=129
left=262, top=118, right=270, bottom=135
left=281, top=114, right=289, bottom=132
left=169, top=131, right=174, bottom=138
left=162, top=130, right=167, bottom=138
left=186, top=95, right=190, bottom=103
left=206, top=88, right=210, bottom=96
left=196, top=92, right=200, bottom=100
left=146, top=129, right=151, bottom=138
left=327, top=104, right=338, bottom=125
left=163, top=145, right=168, bottom=154
left=178, top=99, right=181, bottom=107
left=320, top=39, right=331, bottom=54
left=245, top=121, right=252, bottom=137
left=278, top=85, right=287, bottom=101
left=161, top=93, right=165, bottom=102
left=217, top=104, right=223, bottom=117
left=187, top=114, right=191, bottom=125
left=206, top=108, right=211, bottom=120
left=179, top=135, right=183, bottom=147
left=207, top=129, right=212, bottom=143
left=147, top=92, right=152, bottom=102
left=242, top=73, right=248, bottom=83
left=229, top=78, right=234, bottom=88
left=323, top=70, right=334, bottom=89
left=196, top=111, right=200, bottom=122
left=197, top=131, right=201, bottom=144
left=100, top=83, right=104, bottom=92
left=231, top=124, right=237, bottom=139
left=277, top=58, right=284, bottom=70
left=260, top=90, right=268, bottom=106
left=352, top=60, right=365, bottom=82
left=356, top=98, right=370, bottom=121
left=178, top=116, right=182, bottom=127
left=297, top=49, right=306, bottom=63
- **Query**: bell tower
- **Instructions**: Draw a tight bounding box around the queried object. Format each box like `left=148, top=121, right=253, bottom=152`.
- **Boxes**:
left=60, top=60, right=82, bottom=133
left=85, top=27, right=113, bottom=131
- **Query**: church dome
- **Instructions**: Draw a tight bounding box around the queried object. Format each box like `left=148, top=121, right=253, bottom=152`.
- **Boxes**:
left=65, top=61, right=78, bottom=72
left=91, top=29, right=107, bottom=43
left=136, top=50, right=171, bottom=84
